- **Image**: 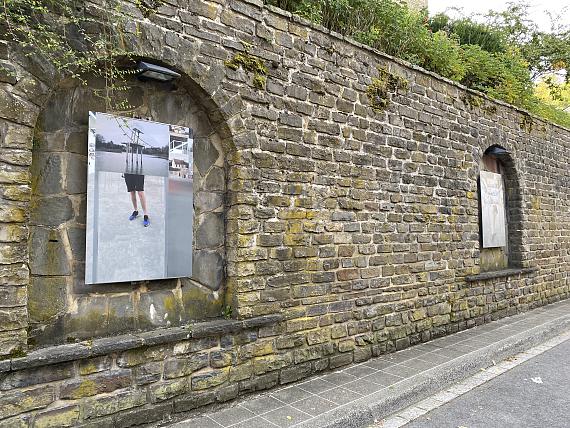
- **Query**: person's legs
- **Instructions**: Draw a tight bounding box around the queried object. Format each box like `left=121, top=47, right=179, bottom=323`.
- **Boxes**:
left=138, top=191, right=150, bottom=227
left=128, top=191, right=139, bottom=220
left=137, top=191, right=147, bottom=215
left=130, top=191, right=138, bottom=210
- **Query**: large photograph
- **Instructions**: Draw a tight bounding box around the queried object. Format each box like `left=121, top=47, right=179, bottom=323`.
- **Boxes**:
left=86, top=112, right=194, bottom=284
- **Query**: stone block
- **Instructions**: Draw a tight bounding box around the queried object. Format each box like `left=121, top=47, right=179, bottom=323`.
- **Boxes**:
left=0, top=285, right=26, bottom=307
left=30, top=197, right=73, bottom=226
left=133, top=361, right=162, bottom=385
left=59, top=370, right=131, bottom=399
left=137, top=290, right=182, bottom=329
left=195, top=191, right=223, bottom=213
left=107, top=294, right=135, bottom=335
left=0, top=60, right=17, bottom=84
left=0, top=329, right=26, bottom=357
left=63, top=295, right=108, bottom=341
left=0, top=87, right=38, bottom=126
left=0, top=385, right=54, bottom=419
left=0, top=206, right=26, bottom=223
left=0, top=362, right=73, bottom=391
left=194, top=137, right=220, bottom=176
left=203, top=167, right=225, bottom=191
left=65, top=153, right=87, bottom=194
left=28, top=276, right=67, bottom=322
left=79, top=356, right=112, bottom=376
left=0, top=224, right=27, bottom=243
left=163, top=353, right=209, bottom=379
left=31, top=152, right=63, bottom=195
left=117, top=345, right=171, bottom=368
left=33, top=405, right=79, bottom=428
left=65, top=130, right=88, bottom=155
left=196, top=212, right=224, bottom=249
left=0, top=414, right=30, bottom=428
left=0, top=120, right=33, bottom=150
left=114, top=402, right=172, bottom=428
left=150, top=378, right=189, bottom=402
left=191, top=368, right=229, bottom=390
left=190, top=251, right=224, bottom=291
left=82, top=390, right=146, bottom=419
left=66, top=226, right=85, bottom=262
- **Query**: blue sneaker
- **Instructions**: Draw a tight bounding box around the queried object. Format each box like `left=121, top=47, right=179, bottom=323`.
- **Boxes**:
left=129, top=210, right=139, bottom=221
left=143, top=215, right=150, bottom=227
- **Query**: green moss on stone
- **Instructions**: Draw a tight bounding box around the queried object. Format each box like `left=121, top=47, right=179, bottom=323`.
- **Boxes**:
left=520, top=113, right=534, bottom=133
left=0, top=347, right=27, bottom=360
left=225, top=51, right=268, bottom=91
left=366, top=66, right=409, bottom=113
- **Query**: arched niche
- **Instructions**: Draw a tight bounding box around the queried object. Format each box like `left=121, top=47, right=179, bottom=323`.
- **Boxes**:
left=478, top=144, right=523, bottom=271
left=27, top=66, right=230, bottom=346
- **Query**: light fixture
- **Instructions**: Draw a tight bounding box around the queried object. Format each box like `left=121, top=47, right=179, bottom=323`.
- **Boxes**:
left=485, top=146, right=509, bottom=157
left=136, top=61, right=180, bottom=82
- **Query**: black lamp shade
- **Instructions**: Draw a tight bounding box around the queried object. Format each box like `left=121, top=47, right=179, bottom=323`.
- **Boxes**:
left=485, top=146, right=509, bottom=157
left=137, top=62, right=180, bottom=81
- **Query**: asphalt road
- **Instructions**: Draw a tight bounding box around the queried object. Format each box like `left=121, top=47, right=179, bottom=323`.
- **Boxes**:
left=405, top=338, right=570, bottom=428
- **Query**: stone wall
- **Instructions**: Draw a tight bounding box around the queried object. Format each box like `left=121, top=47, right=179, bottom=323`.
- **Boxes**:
left=0, top=0, right=569, bottom=425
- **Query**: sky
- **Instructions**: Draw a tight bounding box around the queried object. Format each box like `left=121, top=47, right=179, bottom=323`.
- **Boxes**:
left=95, top=113, right=169, bottom=148
left=428, top=0, right=570, bottom=31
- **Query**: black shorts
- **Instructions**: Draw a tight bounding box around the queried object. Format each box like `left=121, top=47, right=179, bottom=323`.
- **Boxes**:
left=124, top=174, right=144, bottom=192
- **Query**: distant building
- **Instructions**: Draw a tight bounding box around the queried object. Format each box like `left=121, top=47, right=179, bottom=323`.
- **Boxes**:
left=403, top=0, right=428, bottom=10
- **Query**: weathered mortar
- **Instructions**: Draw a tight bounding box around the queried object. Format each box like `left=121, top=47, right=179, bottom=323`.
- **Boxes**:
left=0, top=0, right=568, bottom=425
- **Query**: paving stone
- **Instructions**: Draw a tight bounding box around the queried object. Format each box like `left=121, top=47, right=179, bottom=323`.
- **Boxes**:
left=290, top=395, right=337, bottom=416
left=317, top=387, right=363, bottom=406
left=209, top=405, right=255, bottom=426
left=297, top=378, right=335, bottom=394
left=241, top=395, right=284, bottom=414
left=343, top=379, right=385, bottom=396
left=262, top=405, right=312, bottom=427
left=270, top=386, right=313, bottom=404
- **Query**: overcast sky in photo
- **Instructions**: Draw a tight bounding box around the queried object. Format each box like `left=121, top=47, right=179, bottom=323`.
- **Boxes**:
left=428, top=0, right=570, bottom=31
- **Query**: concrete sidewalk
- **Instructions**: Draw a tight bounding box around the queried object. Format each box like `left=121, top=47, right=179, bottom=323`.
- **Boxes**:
left=164, top=300, right=570, bottom=428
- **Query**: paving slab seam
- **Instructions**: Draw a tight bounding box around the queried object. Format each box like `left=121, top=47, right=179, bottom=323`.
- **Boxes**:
left=373, top=329, right=570, bottom=428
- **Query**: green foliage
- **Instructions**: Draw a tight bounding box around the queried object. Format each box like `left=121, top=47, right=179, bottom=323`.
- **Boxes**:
left=135, top=0, right=165, bottom=18
left=225, top=49, right=268, bottom=90
left=429, top=14, right=508, bottom=54
left=264, top=0, right=570, bottom=128
left=1, top=0, right=137, bottom=111
left=221, top=305, right=233, bottom=319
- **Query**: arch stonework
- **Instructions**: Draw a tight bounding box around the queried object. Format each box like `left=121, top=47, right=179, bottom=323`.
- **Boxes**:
left=0, top=11, right=251, bottom=353
left=28, top=71, right=234, bottom=345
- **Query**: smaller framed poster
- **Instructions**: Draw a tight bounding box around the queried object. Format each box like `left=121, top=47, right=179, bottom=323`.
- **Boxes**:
left=480, top=170, right=507, bottom=248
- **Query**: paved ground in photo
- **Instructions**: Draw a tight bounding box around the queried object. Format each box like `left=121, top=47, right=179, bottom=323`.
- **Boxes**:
left=404, top=337, right=570, bottom=428
left=166, top=300, right=570, bottom=428
left=94, top=171, right=166, bottom=283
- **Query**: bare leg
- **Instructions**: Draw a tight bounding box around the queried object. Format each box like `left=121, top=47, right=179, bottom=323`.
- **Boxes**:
left=130, top=191, right=138, bottom=210
left=137, top=191, right=148, bottom=215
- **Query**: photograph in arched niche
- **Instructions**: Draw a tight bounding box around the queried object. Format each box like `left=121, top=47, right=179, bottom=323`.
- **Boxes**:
left=85, top=112, right=194, bottom=284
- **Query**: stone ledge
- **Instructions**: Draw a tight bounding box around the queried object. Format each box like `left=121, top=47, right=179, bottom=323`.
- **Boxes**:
left=465, top=267, right=538, bottom=282
left=1, top=313, right=283, bottom=373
